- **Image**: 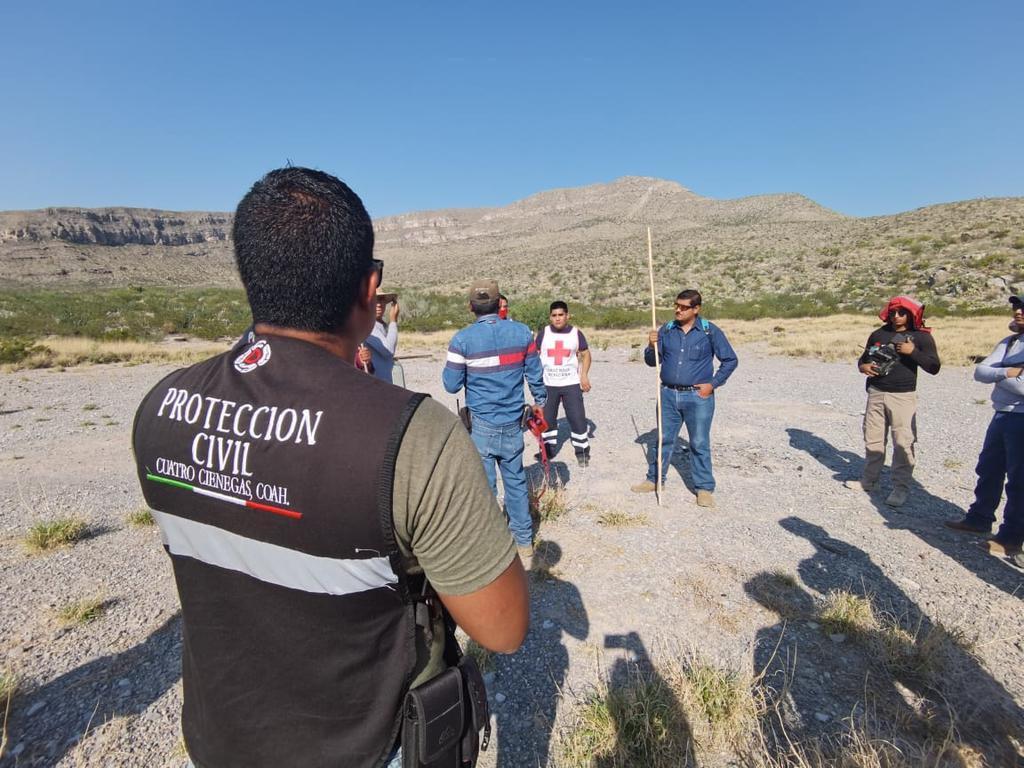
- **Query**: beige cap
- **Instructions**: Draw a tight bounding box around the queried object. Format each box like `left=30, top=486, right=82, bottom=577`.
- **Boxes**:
left=468, top=279, right=500, bottom=304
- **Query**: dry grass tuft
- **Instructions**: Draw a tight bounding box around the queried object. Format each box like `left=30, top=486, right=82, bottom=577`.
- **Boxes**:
left=817, top=589, right=877, bottom=637
left=559, top=665, right=695, bottom=768
left=0, top=667, right=20, bottom=761
left=674, top=658, right=762, bottom=745
left=743, top=707, right=987, bottom=768
left=23, top=517, right=89, bottom=552
left=875, top=615, right=973, bottom=685
left=559, top=652, right=764, bottom=766
left=536, top=485, right=568, bottom=524
left=719, top=314, right=1011, bottom=367
left=57, top=596, right=108, bottom=626
left=745, top=570, right=810, bottom=620
left=2, top=336, right=228, bottom=371
left=596, top=511, right=648, bottom=527
left=127, top=508, right=155, bottom=527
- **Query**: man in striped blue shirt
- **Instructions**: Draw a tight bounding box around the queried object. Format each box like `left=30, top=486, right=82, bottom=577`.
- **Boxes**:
left=443, top=279, right=546, bottom=561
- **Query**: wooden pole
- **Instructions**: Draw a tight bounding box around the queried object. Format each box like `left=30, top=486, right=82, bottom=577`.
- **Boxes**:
left=647, top=227, right=662, bottom=505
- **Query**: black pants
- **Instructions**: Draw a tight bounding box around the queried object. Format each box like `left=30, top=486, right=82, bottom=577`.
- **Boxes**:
left=542, top=385, right=589, bottom=456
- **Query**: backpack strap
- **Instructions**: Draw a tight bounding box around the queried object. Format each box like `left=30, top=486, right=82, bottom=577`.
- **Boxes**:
left=377, top=391, right=430, bottom=602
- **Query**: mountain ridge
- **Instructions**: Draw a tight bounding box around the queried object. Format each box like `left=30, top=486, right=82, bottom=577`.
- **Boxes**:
left=1, top=176, right=1022, bottom=309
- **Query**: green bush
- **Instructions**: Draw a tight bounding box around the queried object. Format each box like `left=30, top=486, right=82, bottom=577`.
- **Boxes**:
left=0, top=337, right=48, bottom=364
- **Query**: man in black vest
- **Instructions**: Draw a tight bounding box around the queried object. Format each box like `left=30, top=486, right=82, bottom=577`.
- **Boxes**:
left=133, top=167, right=528, bottom=768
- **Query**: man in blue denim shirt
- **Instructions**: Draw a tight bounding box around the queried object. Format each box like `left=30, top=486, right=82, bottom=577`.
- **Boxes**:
left=443, top=279, right=546, bottom=561
left=631, top=289, right=738, bottom=507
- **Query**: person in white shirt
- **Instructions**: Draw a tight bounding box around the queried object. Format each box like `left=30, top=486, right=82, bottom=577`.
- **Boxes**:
left=535, top=301, right=592, bottom=467
left=361, top=292, right=399, bottom=383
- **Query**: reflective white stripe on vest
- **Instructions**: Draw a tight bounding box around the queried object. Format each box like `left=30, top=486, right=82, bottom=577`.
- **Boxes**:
left=154, top=511, right=398, bottom=595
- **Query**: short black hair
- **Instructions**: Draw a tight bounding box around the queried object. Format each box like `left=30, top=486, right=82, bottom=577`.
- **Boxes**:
left=232, top=167, right=374, bottom=331
left=676, top=289, right=702, bottom=306
left=549, top=301, right=568, bottom=313
left=472, top=298, right=500, bottom=316
left=499, top=294, right=508, bottom=303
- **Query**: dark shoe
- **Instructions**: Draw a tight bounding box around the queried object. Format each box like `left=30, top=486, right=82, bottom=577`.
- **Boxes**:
left=576, top=452, right=589, bottom=468
left=885, top=489, right=908, bottom=507
left=943, top=518, right=991, bottom=534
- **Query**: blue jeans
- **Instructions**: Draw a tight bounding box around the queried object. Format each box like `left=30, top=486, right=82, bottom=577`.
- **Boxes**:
left=647, top=386, right=716, bottom=491
left=471, top=418, right=533, bottom=546
left=966, top=411, right=1024, bottom=544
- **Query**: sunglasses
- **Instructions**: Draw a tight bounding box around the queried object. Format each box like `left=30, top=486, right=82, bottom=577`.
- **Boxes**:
left=675, top=303, right=696, bottom=311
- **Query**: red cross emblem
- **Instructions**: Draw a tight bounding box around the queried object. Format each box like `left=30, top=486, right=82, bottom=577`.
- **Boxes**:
left=546, top=340, right=571, bottom=366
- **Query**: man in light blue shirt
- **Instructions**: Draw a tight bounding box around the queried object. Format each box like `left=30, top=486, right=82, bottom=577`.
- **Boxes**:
left=945, top=296, right=1024, bottom=555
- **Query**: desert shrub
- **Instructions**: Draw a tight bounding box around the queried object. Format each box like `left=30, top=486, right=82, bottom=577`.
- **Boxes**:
left=0, top=338, right=48, bottom=365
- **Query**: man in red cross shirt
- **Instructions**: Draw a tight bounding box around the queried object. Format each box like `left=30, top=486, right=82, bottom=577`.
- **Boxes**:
left=536, top=301, right=592, bottom=467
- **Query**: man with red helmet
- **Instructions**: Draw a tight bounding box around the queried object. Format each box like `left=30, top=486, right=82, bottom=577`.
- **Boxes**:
left=845, top=296, right=941, bottom=507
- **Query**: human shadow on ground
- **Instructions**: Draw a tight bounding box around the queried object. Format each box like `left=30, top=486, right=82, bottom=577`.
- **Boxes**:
left=4, top=613, right=182, bottom=767
left=633, top=427, right=695, bottom=494
left=745, top=517, right=1023, bottom=763
left=495, top=541, right=588, bottom=768
left=595, top=631, right=697, bottom=768
left=786, top=428, right=1024, bottom=599
left=526, top=460, right=571, bottom=497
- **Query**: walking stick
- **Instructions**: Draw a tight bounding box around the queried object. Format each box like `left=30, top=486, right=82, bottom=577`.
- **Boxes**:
left=647, top=227, right=662, bottom=505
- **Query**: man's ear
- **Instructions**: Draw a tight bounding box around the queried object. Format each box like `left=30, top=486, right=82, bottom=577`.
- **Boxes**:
left=357, top=269, right=380, bottom=312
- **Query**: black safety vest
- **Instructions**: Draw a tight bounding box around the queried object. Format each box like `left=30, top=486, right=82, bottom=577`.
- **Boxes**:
left=133, top=334, right=425, bottom=768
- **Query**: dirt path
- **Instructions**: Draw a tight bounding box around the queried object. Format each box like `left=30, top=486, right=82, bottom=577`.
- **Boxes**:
left=2, top=345, right=1021, bottom=766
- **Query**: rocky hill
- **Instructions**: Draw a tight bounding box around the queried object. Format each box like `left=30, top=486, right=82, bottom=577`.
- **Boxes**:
left=2, top=177, right=1022, bottom=309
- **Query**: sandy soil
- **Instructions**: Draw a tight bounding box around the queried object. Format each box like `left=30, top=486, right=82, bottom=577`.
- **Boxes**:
left=1, top=342, right=1022, bottom=766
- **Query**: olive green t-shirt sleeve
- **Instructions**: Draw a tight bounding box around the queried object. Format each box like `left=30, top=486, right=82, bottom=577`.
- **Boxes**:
left=393, top=397, right=516, bottom=596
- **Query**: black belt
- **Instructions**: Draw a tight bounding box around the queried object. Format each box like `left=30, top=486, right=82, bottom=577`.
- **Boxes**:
left=662, top=383, right=698, bottom=391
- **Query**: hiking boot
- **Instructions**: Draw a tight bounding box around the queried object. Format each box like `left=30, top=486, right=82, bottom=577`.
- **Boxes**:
left=630, top=480, right=657, bottom=493
left=885, top=489, right=908, bottom=507
left=943, top=518, right=991, bottom=535
left=576, top=452, right=589, bottom=468
left=696, top=490, right=715, bottom=508
left=517, top=544, right=534, bottom=570
left=844, top=479, right=876, bottom=492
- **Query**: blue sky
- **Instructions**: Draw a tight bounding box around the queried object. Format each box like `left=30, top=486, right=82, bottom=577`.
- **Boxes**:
left=1, top=1, right=1020, bottom=218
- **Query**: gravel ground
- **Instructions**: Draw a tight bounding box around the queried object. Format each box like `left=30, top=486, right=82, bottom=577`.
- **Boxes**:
left=1, top=343, right=1022, bottom=766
